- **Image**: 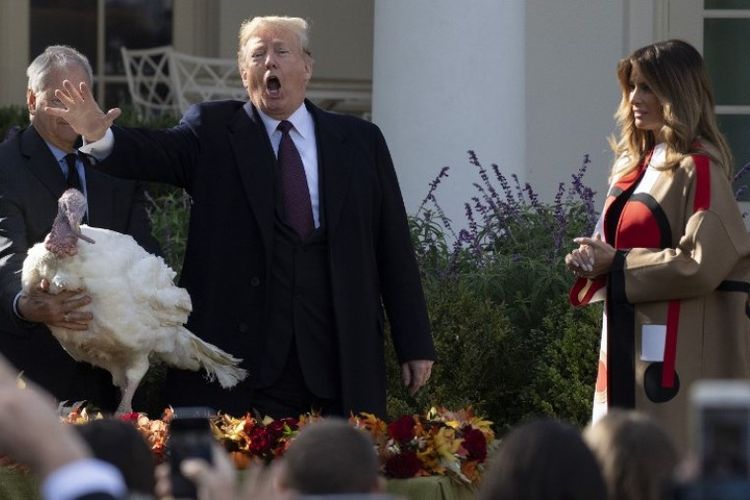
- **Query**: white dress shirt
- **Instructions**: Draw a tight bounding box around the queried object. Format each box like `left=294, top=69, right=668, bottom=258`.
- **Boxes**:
left=253, top=103, right=320, bottom=229
left=47, top=142, right=89, bottom=201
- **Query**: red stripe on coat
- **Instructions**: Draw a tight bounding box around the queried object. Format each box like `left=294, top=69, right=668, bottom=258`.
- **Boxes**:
left=693, top=155, right=711, bottom=211
left=660, top=154, right=710, bottom=388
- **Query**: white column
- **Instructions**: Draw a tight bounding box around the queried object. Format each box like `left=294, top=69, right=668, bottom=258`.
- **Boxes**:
left=372, top=0, right=525, bottom=226
left=0, top=0, right=30, bottom=106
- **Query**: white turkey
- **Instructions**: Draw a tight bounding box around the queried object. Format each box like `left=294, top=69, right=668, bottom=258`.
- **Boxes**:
left=21, top=188, right=247, bottom=414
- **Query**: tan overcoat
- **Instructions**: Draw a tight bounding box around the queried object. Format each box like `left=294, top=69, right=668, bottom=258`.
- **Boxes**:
left=571, top=144, right=750, bottom=451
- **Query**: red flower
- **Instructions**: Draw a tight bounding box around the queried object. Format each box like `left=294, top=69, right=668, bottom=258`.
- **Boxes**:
left=462, top=426, right=487, bottom=462
left=388, top=415, right=416, bottom=444
left=248, top=427, right=273, bottom=455
left=385, top=450, right=422, bottom=478
left=243, top=418, right=258, bottom=435
left=265, top=420, right=286, bottom=440
left=118, top=412, right=140, bottom=423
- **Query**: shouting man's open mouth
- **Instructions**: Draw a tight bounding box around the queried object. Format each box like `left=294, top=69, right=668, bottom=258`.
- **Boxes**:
left=266, top=75, right=281, bottom=98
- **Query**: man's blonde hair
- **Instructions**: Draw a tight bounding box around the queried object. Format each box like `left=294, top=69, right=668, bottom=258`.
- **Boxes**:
left=237, top=16, right=311, bottom=67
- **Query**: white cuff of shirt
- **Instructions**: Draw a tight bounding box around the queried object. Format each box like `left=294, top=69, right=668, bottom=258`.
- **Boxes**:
left=79, top=128, right=114, bottom=160
left=12, top=291, right=25, bottom=319
left=42, top=458, right=126, bottom=500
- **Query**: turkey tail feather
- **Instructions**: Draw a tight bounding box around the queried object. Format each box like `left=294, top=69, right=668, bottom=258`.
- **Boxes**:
left=168, top=327, right=247, bottom=388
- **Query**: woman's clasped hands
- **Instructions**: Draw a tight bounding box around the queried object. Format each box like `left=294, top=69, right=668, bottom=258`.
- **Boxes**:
left=565, top=233, right=617, bottom=279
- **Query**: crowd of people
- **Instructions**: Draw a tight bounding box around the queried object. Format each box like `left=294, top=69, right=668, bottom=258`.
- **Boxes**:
left=0, top=348, right=743, bottom=500
left=0, top=7, right=748, bottom=500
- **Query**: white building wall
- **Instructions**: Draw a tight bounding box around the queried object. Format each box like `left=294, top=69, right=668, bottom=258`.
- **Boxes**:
left=525, top=0, right=627, bottom=209
left=372, top=0, right=662, bottom=224
left=373, top=0, right=526, bottom=227
left=0, top=0, right=30, bottom=106
left=216, top=0, right=373, bottom=81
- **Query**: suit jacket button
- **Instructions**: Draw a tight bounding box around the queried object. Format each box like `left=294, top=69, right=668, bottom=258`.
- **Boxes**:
left=250, top=276, right=261, bottom=287
left=238, top=322, right=249, bottom=333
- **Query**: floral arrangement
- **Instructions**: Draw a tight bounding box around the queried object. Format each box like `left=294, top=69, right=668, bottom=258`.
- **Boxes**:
left=209, top=407, right=495, bottom=485
left=51, top=406, right=494, bottom=486
left=61, top=403, right=172, bottom=462
left=351, top=407, right=495, bottom=485
left=210, top=413, right=319, bottom=468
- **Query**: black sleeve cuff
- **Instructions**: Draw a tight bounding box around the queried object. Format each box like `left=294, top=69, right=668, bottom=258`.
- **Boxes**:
left=609, top=249, right=630, bottom=304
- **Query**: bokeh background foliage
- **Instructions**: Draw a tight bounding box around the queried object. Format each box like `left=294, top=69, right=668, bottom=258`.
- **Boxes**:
left=1, top=109, right=602, bottom=433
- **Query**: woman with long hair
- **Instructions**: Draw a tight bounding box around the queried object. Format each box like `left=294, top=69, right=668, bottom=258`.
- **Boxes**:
left=565, top=39, right=750, bottom=451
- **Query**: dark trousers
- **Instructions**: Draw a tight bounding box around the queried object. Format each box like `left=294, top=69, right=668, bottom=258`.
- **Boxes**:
left=251, top=339, right=341, bottom=419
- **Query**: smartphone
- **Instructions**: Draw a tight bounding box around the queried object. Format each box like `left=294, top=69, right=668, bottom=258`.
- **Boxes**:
left=168, top=406, right=216, bottom=499
left=691, top=380, right=750, bottom=480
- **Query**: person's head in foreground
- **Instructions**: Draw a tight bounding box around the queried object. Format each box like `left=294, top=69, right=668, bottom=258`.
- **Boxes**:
left=584, top=410, right=678, bottom=500
left=477, top=418, right=606, bottom=500
left=278, top=418, right=385, bottom=495
left=76, top=418, right=156, bottom=496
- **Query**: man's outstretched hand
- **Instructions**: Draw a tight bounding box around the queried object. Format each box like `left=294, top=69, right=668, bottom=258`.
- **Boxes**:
left=46, top=80, right=121, bottom=142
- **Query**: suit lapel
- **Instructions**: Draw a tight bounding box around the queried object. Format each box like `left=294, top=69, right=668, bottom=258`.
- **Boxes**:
left=309, top=102, right=351, bottom=239
left=20, top=127, right=67, bottom=201
left=229, top=103, right=276, bottom=255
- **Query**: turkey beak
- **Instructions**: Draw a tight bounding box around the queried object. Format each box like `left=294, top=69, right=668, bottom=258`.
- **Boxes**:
left=76, top=228, right=96, bottom=244
left=67, top=214, right=95, bottom=244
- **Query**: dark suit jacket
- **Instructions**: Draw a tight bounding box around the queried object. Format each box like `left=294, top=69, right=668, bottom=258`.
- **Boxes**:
left=98, top=100, right=435, bottom=417
left=0, top=126, right=160, bottom=410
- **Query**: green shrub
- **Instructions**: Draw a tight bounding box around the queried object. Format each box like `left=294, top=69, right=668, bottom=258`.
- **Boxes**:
left=387, top=152, right=601, bottom=431
left=385, top=254, right=601, bottom=432
left=146, top=189, right=190, bottom=275
left=385, top=273, right=511, bottom=421
left=0, top=105, right=29, bottom=140
left=527, top=298, right=602, bottom=424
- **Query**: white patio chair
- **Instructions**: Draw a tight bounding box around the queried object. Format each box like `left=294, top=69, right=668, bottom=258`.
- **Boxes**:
left=121, top=45, right=372, bottom=119
left=121, top=45, right=180, bottom=119
left=168, top=51, right=246, bottom=114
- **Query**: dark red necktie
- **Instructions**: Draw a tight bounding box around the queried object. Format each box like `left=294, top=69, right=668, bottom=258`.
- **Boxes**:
left=277, top=120, right=314, bottom=239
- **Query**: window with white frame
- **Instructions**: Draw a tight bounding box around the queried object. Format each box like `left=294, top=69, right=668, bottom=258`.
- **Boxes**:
left=663, top=0, right=750, bottom=195
left=703, top=0, right=750, bottom=196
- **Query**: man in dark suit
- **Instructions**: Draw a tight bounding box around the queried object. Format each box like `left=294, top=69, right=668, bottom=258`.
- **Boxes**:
left=52, top=16, right=435, bottom=418
left=0, top=45, right=159, bottom=412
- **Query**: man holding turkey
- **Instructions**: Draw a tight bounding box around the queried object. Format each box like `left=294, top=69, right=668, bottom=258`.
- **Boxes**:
left=0, top=45, right=159, bottom=411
